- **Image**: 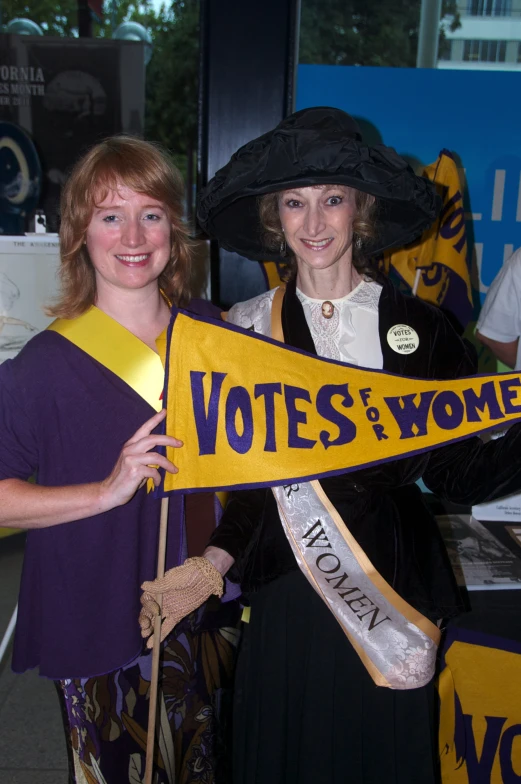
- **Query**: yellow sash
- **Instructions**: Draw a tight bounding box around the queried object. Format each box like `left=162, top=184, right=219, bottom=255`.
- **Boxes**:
left=48, top=307, right=230, bottom=507
left=0, top=308, right=164, bottom=539
left=47, top=306, right=164, bottom=411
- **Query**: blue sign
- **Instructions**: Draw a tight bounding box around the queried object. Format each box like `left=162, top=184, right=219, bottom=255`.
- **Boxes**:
left=297, top=65, right=521, bottom=300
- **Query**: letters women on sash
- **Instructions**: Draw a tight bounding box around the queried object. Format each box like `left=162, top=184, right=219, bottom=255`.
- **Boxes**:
left=227, top=285, right=440, bottom=690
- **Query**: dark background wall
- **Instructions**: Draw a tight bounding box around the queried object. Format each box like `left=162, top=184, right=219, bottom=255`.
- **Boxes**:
left=198, top=0, right=300, bottom=306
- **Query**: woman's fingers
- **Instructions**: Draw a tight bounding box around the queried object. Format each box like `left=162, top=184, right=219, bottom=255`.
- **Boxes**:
left=99, top=411, right=183, bottom=510
left=123, top=452, right=178, bottom=476
left=126, top=434, right=183, bottom=453
left=125, top=409, right=166, bottom=446
left=124, top=412, right=183, bottom=459
left=145, top=613, right=179, bottom=648
left=138, top=468, right=162, bottom=490
left=124, top=409, right=183, bottom=447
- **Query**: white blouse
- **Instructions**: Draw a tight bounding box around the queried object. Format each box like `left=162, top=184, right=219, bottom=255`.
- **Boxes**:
left=296, top=279, right=383, bottom=369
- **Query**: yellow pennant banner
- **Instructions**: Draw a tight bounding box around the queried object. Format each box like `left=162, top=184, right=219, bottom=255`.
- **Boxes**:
left=382, top=149, right=473, bottom=328
left=438, top=630, right=521, bottom=783
left=160, top=311, right=521, bottom=494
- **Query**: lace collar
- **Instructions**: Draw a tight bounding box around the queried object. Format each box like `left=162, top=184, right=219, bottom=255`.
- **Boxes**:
left=296, top=278, right=382, bottom=313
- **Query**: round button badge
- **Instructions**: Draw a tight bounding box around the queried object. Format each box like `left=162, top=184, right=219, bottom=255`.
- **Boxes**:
left=387, top=324, right=420, bottom=355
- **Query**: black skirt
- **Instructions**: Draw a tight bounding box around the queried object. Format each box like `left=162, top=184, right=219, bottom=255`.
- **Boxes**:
left=233, top=570, right=440, bottom=784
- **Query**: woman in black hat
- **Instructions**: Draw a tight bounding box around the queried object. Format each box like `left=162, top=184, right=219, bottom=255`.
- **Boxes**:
left=142, top=107, right=521, bottom=784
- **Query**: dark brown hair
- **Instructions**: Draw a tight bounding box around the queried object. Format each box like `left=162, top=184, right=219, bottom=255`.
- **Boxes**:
left=258, top=185, right=379, bottom=279
left=48, top=135, right=192, bottom=318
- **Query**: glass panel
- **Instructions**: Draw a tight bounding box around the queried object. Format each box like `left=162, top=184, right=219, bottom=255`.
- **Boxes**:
left=439, top=39, right=453, bottom=59
left=299, top=0, right=427, bottom=67
left=299, top=0, right=521, bottom=70
left=496, top=0, right=513, bottom=16
left=0, top=0, right=201, bottom=209
left=467, top=0, right=513, bottom=15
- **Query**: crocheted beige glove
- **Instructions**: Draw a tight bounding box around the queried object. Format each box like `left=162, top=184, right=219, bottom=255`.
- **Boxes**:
left=139, top=556, right=223, bottom=648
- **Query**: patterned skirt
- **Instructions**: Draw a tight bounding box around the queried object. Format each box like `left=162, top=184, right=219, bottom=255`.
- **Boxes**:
left=56, top=600, right=240, bottom=784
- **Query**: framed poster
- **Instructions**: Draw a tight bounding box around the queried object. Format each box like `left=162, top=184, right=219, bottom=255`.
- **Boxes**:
left=0, top=235, right=59, bottom=362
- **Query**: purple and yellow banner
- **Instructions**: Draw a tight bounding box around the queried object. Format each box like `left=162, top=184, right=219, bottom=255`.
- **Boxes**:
left=157, top=309, right=521, bottom=495
left=438, top=628, right=521, bottom=783
left=383, top=150, right=473, bottom=329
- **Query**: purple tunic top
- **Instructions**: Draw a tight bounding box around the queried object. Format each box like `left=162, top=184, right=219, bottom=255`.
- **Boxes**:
left=0, top=300, right=220, bottom=679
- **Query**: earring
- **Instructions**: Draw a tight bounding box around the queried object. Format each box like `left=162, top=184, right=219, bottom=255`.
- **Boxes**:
left=279, top=237, right=286, bottom=257
left=355, top=236, right=362, bottom=250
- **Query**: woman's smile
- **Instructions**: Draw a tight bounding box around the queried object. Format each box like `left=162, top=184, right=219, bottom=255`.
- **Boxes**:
left=300, top=237, right=334, bottom=251
left=114, top=253, right=153, bottom=266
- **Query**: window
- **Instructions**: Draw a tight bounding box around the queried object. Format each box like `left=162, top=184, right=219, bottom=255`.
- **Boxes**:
left=467, top=0, right=512, bottom=16
left=439, top=40, right=452, bottom=60
left=463, top=39, right=507, bottom=60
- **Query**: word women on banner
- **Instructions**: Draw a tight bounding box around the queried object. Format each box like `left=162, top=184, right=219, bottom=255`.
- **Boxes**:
left=190, top=371, right=521, bottom=456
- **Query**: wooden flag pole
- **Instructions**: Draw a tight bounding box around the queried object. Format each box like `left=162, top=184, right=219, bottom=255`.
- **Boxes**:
left=0, top=604, right=18, bottom=668
left=145, top=496, right=170, bottom=784
left=412, top=267, right=422, bottom=296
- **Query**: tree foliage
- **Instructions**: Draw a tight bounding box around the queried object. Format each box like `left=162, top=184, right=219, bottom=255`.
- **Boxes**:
left=299, top=0, right=460, bottom=67
left=1, top=0, right=459, bottom=161
left=143, top=0, right=199, bottom=165
left=2, top=0, right=198, bottom=170
left=2, top=0, right=157, bottom=37
left=2, top=0, right=78, bottom=35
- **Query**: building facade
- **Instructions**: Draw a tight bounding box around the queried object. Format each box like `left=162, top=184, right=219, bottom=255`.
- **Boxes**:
left=439, top=0, right=521, bottom=70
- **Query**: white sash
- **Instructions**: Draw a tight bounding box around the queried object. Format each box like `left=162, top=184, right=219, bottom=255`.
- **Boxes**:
left=229, top=285, right=441, bottom=689
left=272, top=481, right=440, bottom=689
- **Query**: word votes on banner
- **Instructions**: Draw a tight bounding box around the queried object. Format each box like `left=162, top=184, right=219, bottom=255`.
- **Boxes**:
left=158, top=311, right=521, bottom=495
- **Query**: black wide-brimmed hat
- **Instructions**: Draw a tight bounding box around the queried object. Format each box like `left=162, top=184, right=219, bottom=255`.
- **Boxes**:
left=197, top=106, right=441, bottom=261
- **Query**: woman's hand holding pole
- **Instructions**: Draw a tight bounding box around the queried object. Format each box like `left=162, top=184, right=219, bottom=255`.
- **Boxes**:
left=139, top=547, right=235, bottom=646
left=99, top=409, right=180, bottom=507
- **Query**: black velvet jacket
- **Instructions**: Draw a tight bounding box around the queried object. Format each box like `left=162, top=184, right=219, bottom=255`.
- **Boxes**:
left=209, top=278, right=521, bottom=621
